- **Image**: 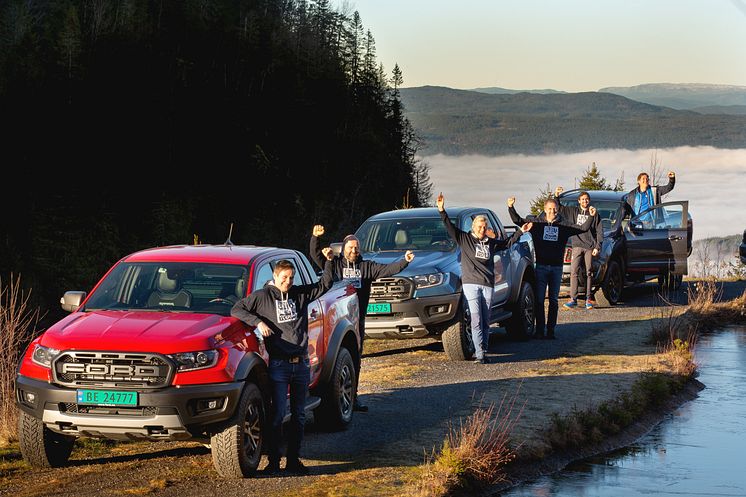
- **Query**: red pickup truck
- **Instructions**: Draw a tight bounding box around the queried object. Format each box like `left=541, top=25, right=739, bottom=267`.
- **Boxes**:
left=15, top=244, right=360, bottom=477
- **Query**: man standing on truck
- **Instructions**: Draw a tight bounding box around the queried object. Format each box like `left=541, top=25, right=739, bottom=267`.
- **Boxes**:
left=626, top=171, right=676, bottom=221
left=508, top=198, right=596, bottom=339
left=310, top=226, right=415, bottom=412
left=231, top=259, right=333, bottom=475
left=437, top=193, right=531, bottom=364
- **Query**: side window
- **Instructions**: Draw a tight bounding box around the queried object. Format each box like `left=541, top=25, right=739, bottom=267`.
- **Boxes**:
left=633, top=204, right=686, bottom=230
left=300, top=255, right=320, bottom=283
left=290, top=256, right=311, bottom=285
left=252, top=263, right=275, bottom=291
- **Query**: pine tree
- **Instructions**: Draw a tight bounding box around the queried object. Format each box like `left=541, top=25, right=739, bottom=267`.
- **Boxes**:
left=578, top=162, right=610, bottom=190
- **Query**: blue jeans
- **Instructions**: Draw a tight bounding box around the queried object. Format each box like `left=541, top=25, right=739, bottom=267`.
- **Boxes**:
left=535, top=264, right=563, bottom=336
left=462, top=284, right=493, bottom=360
left=268, top=356, right=311, bottom=463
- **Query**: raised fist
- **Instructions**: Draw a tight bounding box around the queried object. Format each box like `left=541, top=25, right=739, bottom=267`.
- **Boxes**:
left=312, top=225, right=325, bottom=237
left=436, top=192, right=445, bottom=212
left=668, top=171, right=675, bottom=178
left=554, top=186, right=564, bottom=198
left=589, top=206, right=597, bottom=216
left=507, top=197, right=516, bottom=207
left=404, top=250, right=415, bottom=262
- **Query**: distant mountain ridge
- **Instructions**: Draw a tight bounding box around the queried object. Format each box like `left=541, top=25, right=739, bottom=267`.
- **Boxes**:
left=469, top=86, right=567, bottom=95
left=599, top=83, right=746, bottom=110
left=400, top=85, right=746, bottom=155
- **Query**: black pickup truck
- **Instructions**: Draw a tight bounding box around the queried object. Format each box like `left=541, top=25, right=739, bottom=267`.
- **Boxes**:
left=556, top=189, right=692, bottom=305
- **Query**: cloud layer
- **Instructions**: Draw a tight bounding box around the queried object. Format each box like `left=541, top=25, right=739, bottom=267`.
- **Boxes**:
left=423, top=146, right=746, bottom=240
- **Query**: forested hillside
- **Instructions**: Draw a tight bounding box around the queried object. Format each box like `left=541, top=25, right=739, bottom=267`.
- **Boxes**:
left=0, top=0, right=430, bottom=314
left=400, top=86, right=746, bottom=155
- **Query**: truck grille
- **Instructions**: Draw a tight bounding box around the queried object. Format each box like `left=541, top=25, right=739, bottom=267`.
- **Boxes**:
left=369, top=277, right=413, bottom=302
left=53, top=351, right=173, bottom=389
left=61, top=403, right=159, bottom=417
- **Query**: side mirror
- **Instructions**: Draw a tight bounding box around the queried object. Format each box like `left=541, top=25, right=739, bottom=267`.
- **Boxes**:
left=60, top=291, right=87, bottom=312
left=630, top=222, right=643, bottom=232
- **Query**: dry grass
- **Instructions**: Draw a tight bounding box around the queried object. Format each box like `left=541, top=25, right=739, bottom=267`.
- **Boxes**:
left=544, top=372, right=689, bottom=452
left=291, top=466, right=420, bottom=497
left=0, top=274, right=43, bottom=444
left=358, top=362, right=426, bottom=392
left=652, top=279, right=746, bottom=347
left=414, top=390, right=523, bottom=496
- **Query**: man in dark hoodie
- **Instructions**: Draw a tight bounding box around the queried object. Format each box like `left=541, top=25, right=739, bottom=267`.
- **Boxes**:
left=310, top=225, right=414, bottom=411
left=231, top=258, right=334, bottom=475
left=508, top=197, right=596, bottom=339
left=437, top=193, right=532, bottom=363
left=515, top=190, right=604, bottom=309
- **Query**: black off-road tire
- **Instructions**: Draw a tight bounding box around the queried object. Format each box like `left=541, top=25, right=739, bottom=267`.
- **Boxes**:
left=18, top=410, right=75, bottom=468
left=596, top=259, right=624, bottom=307
left=505, top=281, right=536, bottom=341
left=441, top=309, right=474, bottom=361
left=315, top=347, right=356, bottom=431
left=211, top=383, right=265, bottom=478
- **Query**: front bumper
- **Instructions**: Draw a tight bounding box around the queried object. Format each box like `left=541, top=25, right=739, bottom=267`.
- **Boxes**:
left=15, top=374, right=244, bottom=441
left=364, top=292, right=461, bottom=339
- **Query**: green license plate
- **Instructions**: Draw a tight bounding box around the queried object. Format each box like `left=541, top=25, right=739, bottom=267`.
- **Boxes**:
left=77, top=389, right=138, bottom=407
left=367, top=303, right=391, bottom=314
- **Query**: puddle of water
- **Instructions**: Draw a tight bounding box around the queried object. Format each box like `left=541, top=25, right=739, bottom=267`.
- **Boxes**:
left=500, top=326, right=746, bottom=497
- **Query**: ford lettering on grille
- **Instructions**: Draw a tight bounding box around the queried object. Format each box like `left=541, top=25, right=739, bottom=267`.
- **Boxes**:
left=53, top=351, right=173, bottom=388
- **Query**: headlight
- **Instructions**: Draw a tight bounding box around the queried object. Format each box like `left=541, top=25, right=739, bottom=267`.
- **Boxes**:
left=168, top=350, right=219, bottom=372
left=412, top=273, right=444, bottom=289
left=31, top=344, right=61, bottom=368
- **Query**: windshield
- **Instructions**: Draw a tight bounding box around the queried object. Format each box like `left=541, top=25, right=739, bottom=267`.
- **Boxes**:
left=84, top=262, right=248, bottom=316
left=356, top=217, right=456, bottom=252
left=559, top=199, right=622, bottom=231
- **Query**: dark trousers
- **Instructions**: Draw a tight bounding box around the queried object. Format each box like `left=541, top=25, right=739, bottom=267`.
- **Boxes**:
left=570, top=247, right=595, bottom=300
left=267, top=356, right=310, bottom=463
left=535, top=264, right=563, bottom=336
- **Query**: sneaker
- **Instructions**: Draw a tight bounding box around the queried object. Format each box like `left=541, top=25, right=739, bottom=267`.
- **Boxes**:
left=261, top=461, right=281, bottom=475
left=585, top=301, right=594, bottom=309
left=473, top=357, right=487, bottom=364
left=285, top=458, right=310, bottom=475
left=563, top=300, right=578, bottom=309
left=353, top=398, right=369, bottom=412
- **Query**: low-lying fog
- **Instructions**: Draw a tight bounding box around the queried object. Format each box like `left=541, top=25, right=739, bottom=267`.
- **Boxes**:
left=423, top=146, right=746, bottom=241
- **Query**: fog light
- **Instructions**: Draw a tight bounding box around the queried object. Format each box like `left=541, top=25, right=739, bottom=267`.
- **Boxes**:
left=21, top=391, right=37, bottom=407
left=427, top=304, right=449, bottom=316
left=196, top=398, right=224, bottom=413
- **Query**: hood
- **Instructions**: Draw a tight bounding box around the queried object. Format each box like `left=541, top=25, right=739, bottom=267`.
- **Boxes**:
left=362, top=250, right=457, bottom=275
left=40, top=310, right=234, bottom=353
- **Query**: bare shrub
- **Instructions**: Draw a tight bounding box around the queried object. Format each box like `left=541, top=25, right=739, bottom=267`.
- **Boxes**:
left=0, top=274, right=43, bottom=444
left=416, top=389, right=524, bottom=496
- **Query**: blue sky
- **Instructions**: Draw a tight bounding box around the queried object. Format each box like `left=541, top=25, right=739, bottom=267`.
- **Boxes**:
left=345, top=0, right=746, bottom=91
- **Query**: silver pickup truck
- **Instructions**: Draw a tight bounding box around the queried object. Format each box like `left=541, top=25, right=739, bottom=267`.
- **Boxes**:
left=351, top=206, right=536, bottom=361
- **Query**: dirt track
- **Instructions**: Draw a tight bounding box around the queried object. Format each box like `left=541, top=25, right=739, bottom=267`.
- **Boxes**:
left=2, top=281, right=744, bottom=497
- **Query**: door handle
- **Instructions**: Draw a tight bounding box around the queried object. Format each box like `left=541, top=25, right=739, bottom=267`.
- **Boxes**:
left=310, top=309, right=319, bottom=319
left=668, top=235, right=682, bottom=241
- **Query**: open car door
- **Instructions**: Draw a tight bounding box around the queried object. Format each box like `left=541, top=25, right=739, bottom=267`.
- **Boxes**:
left=625, top=201, right=689, bottom=275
